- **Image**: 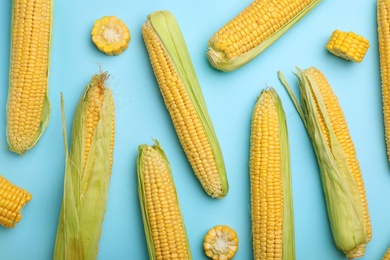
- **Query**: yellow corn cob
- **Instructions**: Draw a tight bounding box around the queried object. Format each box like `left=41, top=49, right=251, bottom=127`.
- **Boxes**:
left=137, top=140, right=192, bottom=260
left=383, top=247, right=390, bottom=260
left=207, top=0, right=321, bottom=71
left=203, top=225, right=239, bottom=259
left=378, top=0, right=390, bottom=163
left=0, top=175, right=32, bottom=228
left=326, top=30, right=370, bottom=62
left=279, top=67, right=371, bottom=258
left=142, top=11, right=228, bottom=198
left=91, top=16, right=130, bottom=55
left=54, top=72, right=115, bottom=260
left=249, top=88, right=295, bottom=260
left=7, top=0, right=53, bottom=154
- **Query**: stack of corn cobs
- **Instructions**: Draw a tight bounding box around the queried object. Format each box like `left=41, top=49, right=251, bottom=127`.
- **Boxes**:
left=1, top=0, right=390, bottom=259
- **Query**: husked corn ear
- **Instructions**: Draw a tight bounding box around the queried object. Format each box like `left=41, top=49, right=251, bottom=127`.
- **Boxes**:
left=249, top=88, right=295, bottom=260
left=326, top=30, right=370, bottom=62
left=378, top=0, right=390, bottom=163
left=207, top=0, right=321, bottom=71
left=54, top=72, right=115, bottom=260
left=7, top=0, right=53, bottom=155
left=91, top=16, right=130, bottom=56
left=137, top=140, right=192, bottom=260
left=0, top=175, right=32, bottom=228
left=279, top=67, right=371, bottom=258
left=383, top=247, right=390, bottom=260
left=203, top=225, right=238, bottom=260
left=142, top=10, right=228, bottom=198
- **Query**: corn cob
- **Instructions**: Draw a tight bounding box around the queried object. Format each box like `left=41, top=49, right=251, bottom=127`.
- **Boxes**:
left=207, top=0, right=321, bottom=71
left=0, top=175, right=32, bottom=228
left=378, top=0, right=390, bottom=163
left=142, top=10, right=228, bottom=198
left=326, top=30, right=370, bottom=63
left=54, top=72, right=115, bottom=260
left=91, top=16, right=130, bottom=56
left=249, top=88, right=295, bottom=260
left=137, top=140, right=192, bottom=260
left=203, top=225, right=239, bottom=259
left=383, top=247, right=390, bottom=260
left=7, top=0, right=53, bottom=154
left=279, top=67, right=371, bottom=258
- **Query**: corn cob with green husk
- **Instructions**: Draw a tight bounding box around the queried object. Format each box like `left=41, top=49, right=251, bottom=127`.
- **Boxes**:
left=137, top=140, right=192, bottom=260
left=249, top=88, right=295, bottom=260
left=54, top=72, right=115, bottom=260
left=383, top=247, right=390, bottom=260
left=278, top=67, right=371, bottom=258
left=7, top=0, right=53, bottom=154
left=142, top=10, right=228, bottom=198
left=207, top=0, right=322, bottom=72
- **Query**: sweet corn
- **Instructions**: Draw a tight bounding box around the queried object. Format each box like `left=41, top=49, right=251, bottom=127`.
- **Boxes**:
left=7, top=0, right=53, bottom=154
left=137, top=140, right=192, bottom=260
left=279, top=67, right=371, bottom=258
left=0, top=175, right=32, bottom=228
left=249, top=88, right=295, bottom=260
left=142, top=10, right=228, bottom=198
left=383, top=247, right=390, bottom=260
left=207, top=0, right=322, bottom=71
left=203, top=225, right=238, bottom=260
left=91, top=16, right=130, bottom=55
left=326, top=30, right=370, bottom=62
left=54, top=72, right=115, bottom=260
left=378, top=0, right=390, bottom=163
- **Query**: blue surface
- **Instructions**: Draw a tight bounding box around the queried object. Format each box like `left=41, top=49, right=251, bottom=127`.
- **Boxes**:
left=0, top=0, right=389, bottom=259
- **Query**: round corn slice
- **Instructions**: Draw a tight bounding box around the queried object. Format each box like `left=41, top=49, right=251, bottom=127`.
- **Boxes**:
left=203, top=225, right=238, bottom=260
left=91, top=16, right=130, bottom=56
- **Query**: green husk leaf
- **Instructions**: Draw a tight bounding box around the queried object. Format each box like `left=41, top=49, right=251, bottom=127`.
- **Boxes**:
left=278, top=68, right=366, bottom=255
left=137, top=139, right=192, bottom=260
left=54, top=73, right=114, bottom=260
left=7, top=0, right=53, bottom=155
left=145, top=10, right=228, bottom=198
left=207, top=0, right=322, bottom=72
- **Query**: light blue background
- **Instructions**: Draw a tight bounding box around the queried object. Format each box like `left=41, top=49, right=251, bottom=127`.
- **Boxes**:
left=0, top=0, right=389, bottom=259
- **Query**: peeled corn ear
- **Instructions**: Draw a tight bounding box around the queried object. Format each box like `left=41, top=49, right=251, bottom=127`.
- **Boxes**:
left=54, top=72, right=115, bottom=260
left=249, top=88, right=295, bottom=260
left=207, top=0, right=321, bottom=71
left=142, top=10, right=228, bottom=198
left=137, top=140, right=192, bottom=260
left=278, top=67, right=371, bottom=258
left=7, top=0, right=53, bottom=154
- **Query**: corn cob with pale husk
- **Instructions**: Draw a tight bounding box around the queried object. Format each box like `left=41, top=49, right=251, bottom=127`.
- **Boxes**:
left=383, top=247, right=390, bottom=260
left=249, top=88, right=295, bottom=260
left=137, top=140, right=192, bottom=260
left=54, top=72, right=115, bottom=260
left=142, top=10, right=228, bottom=198
left=378, top=0, right=390, bottom=163
left=0, top=175, right=32, bottom=228
left=279, top=67, right=371, bottom=258
left=207, top=0, right=321, bottom=72
left=7, top=0, right=53, bottom=154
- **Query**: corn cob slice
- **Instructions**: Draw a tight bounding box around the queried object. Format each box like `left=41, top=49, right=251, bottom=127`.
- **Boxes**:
left=207, top=0, right=321, bottom=71
left=0, top=175, right=32, bottom=228
left=54, top=72, right=115, bottom=260
left=279, top=67, right=371, bottom=258
left=91, top=16, right=131, bottom=56
left=383, top=247, right=390, bottom=260
left=203, top=225, right=239, bottom=259
left=142, top=10, right=228, bottom=198
left=7, top=0, right=53, bottom=154
left=326, top=30, right=370, bottom=63
left=378, top=0, right=390, bottom=163
left=137, top=140, right=192, bottom=260
left=249, top=88, right=295, bottom=260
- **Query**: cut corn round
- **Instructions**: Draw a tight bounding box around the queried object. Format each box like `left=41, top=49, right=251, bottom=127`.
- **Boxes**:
left=326, top=30, right=370, bottom=62
left=92, top=16, right=130, bottom=55
left=203, top=225, right=238, bottom=260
